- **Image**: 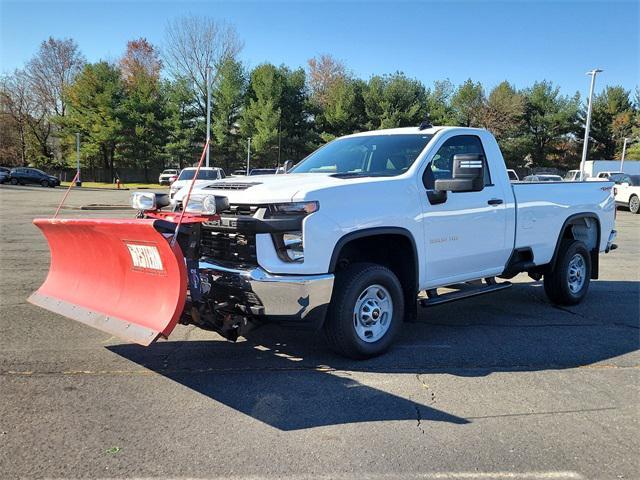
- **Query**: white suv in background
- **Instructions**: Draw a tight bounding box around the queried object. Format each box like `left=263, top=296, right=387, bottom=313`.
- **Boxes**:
left=613, top=174, right=640, bottom=214
left=169, top=167, right=226, bottom=201
left=159, top=169, right=180, bottom=185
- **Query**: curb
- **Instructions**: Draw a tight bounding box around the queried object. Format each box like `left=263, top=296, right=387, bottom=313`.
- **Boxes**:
left=60, top=186, right=131, bottom=191
left=60, top=204, right=131, bottom=211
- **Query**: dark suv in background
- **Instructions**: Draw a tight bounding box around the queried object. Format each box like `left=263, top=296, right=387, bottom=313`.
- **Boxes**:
left=8, top=168, right=60, bottom=187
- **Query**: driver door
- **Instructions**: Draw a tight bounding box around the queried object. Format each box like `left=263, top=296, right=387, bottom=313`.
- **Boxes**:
left=418, top=134, right=511, bottom=287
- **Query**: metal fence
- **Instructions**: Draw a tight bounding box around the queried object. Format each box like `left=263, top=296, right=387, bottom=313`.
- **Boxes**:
left=54, top=167, right=165, bottom=184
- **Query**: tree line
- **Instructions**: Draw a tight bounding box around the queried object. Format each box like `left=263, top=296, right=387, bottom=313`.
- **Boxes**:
left=1, top=15, right=638, bottom=181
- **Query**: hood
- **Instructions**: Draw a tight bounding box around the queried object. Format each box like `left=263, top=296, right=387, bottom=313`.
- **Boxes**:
left=171, top=173, right=388, bottom=204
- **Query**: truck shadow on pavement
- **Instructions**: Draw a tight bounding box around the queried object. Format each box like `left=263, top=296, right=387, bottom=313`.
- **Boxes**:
left=108, top=281, right=639, bottom=431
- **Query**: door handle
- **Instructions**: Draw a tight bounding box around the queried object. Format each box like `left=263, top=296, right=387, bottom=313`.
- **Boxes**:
left=488, top=198, right=503, bottom=206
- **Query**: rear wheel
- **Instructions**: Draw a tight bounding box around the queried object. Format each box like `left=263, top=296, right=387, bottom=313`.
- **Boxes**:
left=41, top=180, right=49, bottom=187
left=629, top=195, right=640, bottom=214
left=323, top=263, right=404, bottom=359
left=544, top=240, right=591, bottom=306
left=10, top=178, right=18, bottom=185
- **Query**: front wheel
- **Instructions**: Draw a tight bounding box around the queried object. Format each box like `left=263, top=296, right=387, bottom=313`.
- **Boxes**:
left=323, top=263, right=404, bottom=359
left=41, top=180, right=49, bottom=187
left=10, top=178, right=18, bottom=185
left=629, top=195, right=640, bottom=214
left=544, top=240, right=591, bottom=306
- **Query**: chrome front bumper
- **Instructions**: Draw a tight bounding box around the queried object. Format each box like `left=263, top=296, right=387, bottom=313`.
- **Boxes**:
left=198, top=260, right=335, bottom=327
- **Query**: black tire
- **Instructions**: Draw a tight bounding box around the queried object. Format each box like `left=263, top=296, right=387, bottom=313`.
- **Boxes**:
left=323, top=263, right=404, bottom=359
left=629, top=195, right=640, bottom=214
left=10, top=178, right=18, bottom=185
left=41, top=179, right=49, bottom=187
left=543, top=239, right=591, bottom=306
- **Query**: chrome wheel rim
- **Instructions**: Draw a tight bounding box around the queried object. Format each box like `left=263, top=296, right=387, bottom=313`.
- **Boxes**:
left=630, top=196, right=639, bottom=212
left=567, top=253, right=586, bottom=294
left=353, top=284, right=393, bottom=343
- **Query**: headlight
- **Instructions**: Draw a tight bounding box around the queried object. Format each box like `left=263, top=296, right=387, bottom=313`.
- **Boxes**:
left=271, top=201, right=319, bottom=215
left=184, top=195, right=229, bottom=215
left=279, top=231, right=304, bottom=262
left=131, top=192, right=157, bottom=211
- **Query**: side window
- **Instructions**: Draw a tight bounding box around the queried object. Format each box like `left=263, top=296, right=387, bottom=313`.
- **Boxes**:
left=422, top=135, right=491, bottom=189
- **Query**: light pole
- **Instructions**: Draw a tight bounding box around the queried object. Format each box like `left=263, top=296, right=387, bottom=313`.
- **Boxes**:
left=277, top=116, right=282, bottom=169
left=579, top=68, right=603, bottom=181
left=620, top=137, right=631, bottom=172
left=246, top=137, right=251, bottom=176
left=205, top=66, right=212, bottom=167
left=75, top=133, right=82, bottom=187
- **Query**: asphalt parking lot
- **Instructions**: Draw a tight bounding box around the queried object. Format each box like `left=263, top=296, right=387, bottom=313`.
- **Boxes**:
left=0, top=184, right=638, bottom=480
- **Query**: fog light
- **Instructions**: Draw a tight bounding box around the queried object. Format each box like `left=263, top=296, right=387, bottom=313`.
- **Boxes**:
left=282, top=231, right=304, bottom=262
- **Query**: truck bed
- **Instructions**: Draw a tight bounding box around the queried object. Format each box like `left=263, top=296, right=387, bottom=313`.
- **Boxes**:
left=512, top=181, right=615, bottom=265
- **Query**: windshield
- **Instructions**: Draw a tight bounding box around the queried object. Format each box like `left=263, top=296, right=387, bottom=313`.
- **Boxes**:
left=178, top=169, right=220, bottom=181
left=290, top=134, right=434, bottom=176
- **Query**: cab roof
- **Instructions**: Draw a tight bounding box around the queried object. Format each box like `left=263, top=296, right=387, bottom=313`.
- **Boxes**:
left=344, top=126, right=485, bottom=138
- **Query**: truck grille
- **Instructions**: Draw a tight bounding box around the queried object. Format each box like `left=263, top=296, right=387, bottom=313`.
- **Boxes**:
left=219, top=204, right=261, bottom=216
left=200, top=226, right=257, bottom=267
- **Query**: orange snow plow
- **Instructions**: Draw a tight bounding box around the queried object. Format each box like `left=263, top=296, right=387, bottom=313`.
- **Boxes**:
left=28, top=218, right=188, bottom=345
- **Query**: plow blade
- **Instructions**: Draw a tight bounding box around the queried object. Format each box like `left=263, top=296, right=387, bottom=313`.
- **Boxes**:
left=28, top=218, right=187, bottom=345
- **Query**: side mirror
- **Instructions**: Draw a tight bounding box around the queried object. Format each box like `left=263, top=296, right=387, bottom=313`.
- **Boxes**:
left=434, top=154, right=485, bottom=193
left=283, top=159, right=294, bottom=173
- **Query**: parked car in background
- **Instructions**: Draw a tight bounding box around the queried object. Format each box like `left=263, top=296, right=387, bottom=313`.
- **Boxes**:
left=507, top=169, right=519, bottom=181
left=232, top=169, right=247, bottom=176
left=588, top=171, right=624, bottom=181
left=169, top=167, right=226, bottom=201
left=613, top=174, right=640, bottom=214
left=564, top=170, right=582, bottom=181
left=249, top=168, right=277, bottom=176
left=0, top=166, right=11, bottom=174
left=8, top=168, right=60, bottom=187
left=0, top=170, right=9, bottom=184
left=523, top=174, right=563, bottom=182
left=159, top=169, right=180, bottom=185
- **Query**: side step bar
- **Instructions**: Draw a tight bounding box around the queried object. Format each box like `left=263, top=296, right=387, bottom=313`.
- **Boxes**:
left=420, top=278, right=512, bottom=307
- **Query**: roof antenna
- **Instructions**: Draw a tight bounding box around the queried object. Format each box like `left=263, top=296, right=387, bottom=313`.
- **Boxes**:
left=418, top=113, right=432, bottom=130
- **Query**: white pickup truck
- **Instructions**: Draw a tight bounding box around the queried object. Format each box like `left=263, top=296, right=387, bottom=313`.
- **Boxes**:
left=29, top=125, right=618, bottom=359
left=165, top=126, right=617, bottom=358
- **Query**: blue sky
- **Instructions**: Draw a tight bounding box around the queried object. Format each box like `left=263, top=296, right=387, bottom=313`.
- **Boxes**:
left=1, top=0, right=638, bottom=97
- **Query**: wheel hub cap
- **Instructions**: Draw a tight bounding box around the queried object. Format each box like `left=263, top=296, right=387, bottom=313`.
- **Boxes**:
left=567, top=253, right=586, bottom=293
left=353, top=284, right=393, bottom=343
